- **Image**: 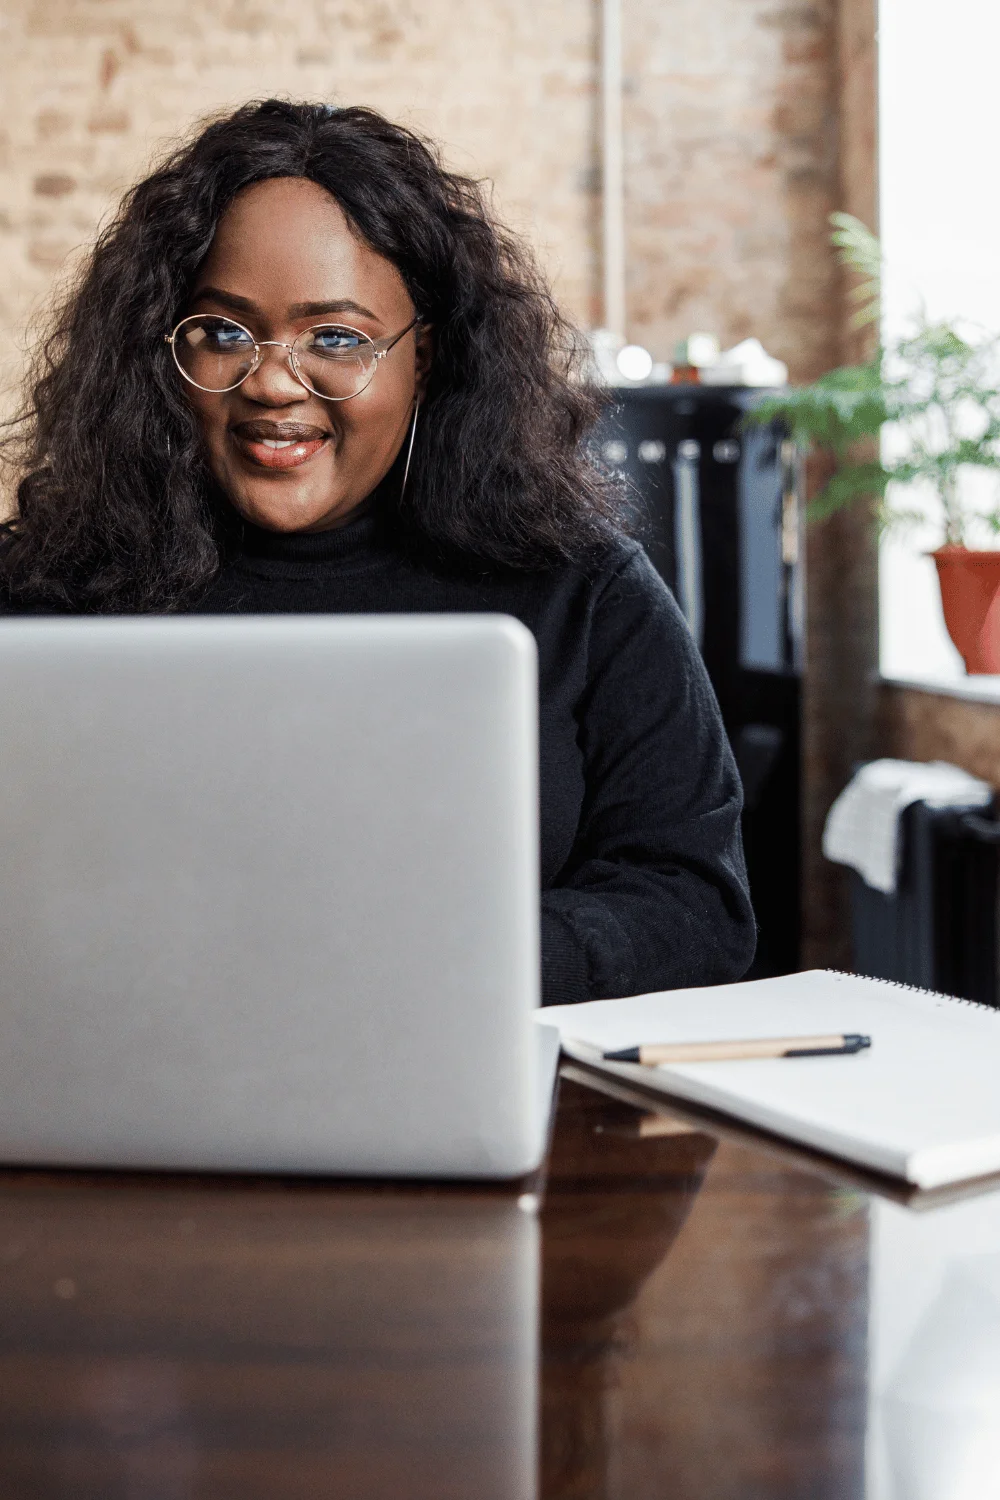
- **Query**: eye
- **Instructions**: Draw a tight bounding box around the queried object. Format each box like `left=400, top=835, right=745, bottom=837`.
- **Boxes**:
left=305, top=325, right=367, bottom=358
left=183, top=317, right=255, bottom=353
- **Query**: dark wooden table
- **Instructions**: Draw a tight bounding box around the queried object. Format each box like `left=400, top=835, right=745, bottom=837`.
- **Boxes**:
left=0, top=1073, right=996, bottom=1499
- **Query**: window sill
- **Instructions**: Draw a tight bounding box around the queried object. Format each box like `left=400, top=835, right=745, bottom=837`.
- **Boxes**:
left=879, top=672, right=1000, bottom=707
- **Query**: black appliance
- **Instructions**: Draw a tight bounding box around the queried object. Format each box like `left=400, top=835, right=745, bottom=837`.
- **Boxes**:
left=593, top=385, right=803, bottom=977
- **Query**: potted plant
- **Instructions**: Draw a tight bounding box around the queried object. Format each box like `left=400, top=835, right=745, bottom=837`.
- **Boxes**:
left=751, top=216, right=1000, bottom=673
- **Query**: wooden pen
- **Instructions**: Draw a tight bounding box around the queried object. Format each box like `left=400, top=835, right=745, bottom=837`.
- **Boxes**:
left=603, top=1033, right=871, bottom=1064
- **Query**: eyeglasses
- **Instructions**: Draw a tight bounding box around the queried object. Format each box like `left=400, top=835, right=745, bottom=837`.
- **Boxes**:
left=164, top=313, right=419, bottom=401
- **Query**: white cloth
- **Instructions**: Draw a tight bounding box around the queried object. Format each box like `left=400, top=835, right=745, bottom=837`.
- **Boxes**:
left=822, top=758, right=993, bottom=894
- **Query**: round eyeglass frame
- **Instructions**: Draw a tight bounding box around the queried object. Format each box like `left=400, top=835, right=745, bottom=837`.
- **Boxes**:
left=164, top=312, right=419, bottom=401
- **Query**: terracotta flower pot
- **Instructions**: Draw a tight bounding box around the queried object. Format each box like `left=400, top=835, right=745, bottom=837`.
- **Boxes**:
left=931, top=547, right=1000, bottom=674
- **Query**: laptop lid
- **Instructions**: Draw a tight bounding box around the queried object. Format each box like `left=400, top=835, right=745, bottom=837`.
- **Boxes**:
left=0, top=615, right=547, bottom=1177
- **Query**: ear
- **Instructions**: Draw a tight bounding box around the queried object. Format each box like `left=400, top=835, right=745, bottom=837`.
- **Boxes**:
left=413, top=323, right=434, bottom=401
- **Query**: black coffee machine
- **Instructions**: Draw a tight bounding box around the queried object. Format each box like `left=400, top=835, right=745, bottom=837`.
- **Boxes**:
left=592, top=385, right=802, bottom=977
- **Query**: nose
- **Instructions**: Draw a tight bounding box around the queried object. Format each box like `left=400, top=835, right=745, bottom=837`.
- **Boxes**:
left=240, top=341, right=309, bottom=406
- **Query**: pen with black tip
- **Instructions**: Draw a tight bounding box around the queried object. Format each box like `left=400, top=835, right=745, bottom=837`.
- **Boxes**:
left=603, top=1033, right=871, bottom=1064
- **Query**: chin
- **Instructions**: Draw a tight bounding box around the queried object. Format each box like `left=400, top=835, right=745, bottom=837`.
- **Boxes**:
left=233, top=484, right=350, bottom=534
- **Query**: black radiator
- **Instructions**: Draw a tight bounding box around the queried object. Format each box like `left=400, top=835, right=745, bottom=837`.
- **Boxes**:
left=851, top=800, right=1000, bottom=1006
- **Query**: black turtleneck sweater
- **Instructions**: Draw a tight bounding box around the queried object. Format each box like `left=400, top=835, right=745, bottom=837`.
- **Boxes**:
left=177, top=509, right=756, bottom=1004
left=1, top=507, right=754, bottom=1001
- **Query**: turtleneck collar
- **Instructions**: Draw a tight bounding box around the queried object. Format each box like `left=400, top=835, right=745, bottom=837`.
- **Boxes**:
left=235, top=498, right=381, bottom=567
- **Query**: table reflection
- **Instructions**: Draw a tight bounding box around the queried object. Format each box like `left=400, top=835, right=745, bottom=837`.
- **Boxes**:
left=541, top=1083, right=717, bottom=1498
left=867, top=1189, right=1000, bottom=1500
left=543, top=1080, right=870, bottom=1500
left=0, top=1175, right=537, bottom=1499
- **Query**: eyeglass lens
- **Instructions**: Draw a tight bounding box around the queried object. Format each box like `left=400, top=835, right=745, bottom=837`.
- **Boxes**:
left=292, top=325, right=376, bottom=400
left=172, top=315, right=378, bottom=399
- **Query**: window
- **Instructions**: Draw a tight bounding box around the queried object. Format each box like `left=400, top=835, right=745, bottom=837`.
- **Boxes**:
left=878, top=0, right=1000, bottom=684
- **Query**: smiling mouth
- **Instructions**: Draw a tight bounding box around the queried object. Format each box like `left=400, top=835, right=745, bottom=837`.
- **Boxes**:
left=231, top=421, right=331, bottom=472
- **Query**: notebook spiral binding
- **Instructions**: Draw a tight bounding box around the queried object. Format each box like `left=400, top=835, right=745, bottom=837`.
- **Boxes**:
left=829, top=968, right=1000, bottom=1015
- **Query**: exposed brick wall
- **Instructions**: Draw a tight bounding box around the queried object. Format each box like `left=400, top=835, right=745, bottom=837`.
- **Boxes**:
left=3, top=0, right=856, bottom=385
left=624, top=0, right=841, bottom=381
left=800, top=0, right=879, bottom=967
left=879, top=686, right=1000, bottom=790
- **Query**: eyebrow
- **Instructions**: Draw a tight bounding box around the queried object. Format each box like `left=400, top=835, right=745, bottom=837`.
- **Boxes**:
left=192, top=286, right=383, bottom=325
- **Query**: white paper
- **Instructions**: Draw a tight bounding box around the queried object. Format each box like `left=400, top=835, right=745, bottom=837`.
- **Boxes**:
left=540, top=970, right=1000, bottom=1187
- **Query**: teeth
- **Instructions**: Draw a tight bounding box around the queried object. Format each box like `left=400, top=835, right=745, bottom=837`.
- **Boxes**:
left=261, top=438, right=297, bottom=449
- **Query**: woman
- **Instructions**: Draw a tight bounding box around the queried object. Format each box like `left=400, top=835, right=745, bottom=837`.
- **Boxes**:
left=0, top=99, right=755, bottom=1003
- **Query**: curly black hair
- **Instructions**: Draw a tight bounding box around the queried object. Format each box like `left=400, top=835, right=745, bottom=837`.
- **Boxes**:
left=0, top=99, right=624, bottom=613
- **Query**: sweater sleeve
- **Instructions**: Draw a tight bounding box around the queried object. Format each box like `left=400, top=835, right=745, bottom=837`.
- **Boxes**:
left=540, top=543, right=756, bottom=1004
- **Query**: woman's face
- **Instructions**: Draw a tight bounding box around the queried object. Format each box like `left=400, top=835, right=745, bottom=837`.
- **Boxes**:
left=183, top=176, right=432, bottom=533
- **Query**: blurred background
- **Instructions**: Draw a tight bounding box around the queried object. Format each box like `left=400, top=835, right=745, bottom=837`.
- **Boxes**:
left=0, top=0, right=996, bottom=979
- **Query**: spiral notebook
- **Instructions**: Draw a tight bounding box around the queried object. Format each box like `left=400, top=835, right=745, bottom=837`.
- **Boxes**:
left=542, top=970, right=1000, bottom=1189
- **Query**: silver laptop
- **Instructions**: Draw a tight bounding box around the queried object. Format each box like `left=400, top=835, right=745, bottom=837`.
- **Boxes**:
left=0, top=615, right=558, bottom=1177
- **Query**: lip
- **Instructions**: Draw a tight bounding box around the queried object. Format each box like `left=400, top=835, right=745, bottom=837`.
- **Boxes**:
left=230, top=421, right=331, bottom=472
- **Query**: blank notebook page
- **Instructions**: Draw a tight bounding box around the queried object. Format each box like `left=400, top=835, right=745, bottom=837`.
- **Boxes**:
left=541, top=969, right=1000, bottom=1188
